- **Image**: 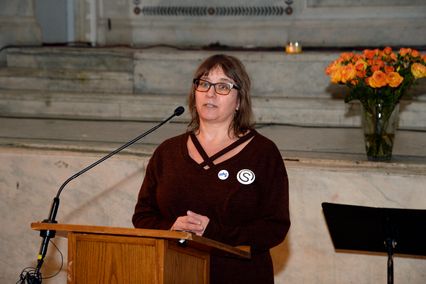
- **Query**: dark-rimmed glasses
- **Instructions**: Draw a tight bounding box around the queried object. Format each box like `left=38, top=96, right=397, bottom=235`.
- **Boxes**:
left=193, top=78, right=240, bottom=95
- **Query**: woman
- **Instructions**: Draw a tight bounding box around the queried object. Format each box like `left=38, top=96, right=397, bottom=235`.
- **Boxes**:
left=132, top=54, right=290, bottom=283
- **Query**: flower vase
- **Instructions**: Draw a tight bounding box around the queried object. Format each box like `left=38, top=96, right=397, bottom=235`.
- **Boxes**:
left=361, top=101, right=399, bottom=162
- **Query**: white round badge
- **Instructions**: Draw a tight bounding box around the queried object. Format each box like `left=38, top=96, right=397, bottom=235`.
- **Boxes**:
left=237, top=169, right=255, bottom=185
left=218, top=169, right=229, bottom=180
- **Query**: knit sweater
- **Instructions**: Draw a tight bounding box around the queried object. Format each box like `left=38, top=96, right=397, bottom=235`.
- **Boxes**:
left=132, top=130, right=290, bottom=283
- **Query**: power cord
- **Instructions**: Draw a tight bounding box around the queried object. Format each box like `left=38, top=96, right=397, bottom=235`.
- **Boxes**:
left=17, top=240, right=64, bottom=284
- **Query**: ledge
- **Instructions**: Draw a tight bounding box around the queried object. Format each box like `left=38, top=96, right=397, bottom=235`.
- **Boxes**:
left=1, top=117, right=425, bottom=175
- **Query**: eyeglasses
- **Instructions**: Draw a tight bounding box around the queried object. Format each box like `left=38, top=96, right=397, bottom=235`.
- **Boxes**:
left=193, top=78, right=240, bottom=96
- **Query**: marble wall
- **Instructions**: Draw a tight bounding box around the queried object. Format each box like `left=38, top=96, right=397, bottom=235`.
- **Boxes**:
left=1, top=146, right=425, bottom=283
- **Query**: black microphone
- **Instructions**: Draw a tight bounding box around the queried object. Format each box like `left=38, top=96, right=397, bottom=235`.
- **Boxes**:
left=32, top=106, right=185, bottom=277
left=174, top=106, right=184, bottom=116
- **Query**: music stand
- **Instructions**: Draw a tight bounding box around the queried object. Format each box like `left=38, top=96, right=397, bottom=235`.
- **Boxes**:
left=322, top=202, right=426, bottom=284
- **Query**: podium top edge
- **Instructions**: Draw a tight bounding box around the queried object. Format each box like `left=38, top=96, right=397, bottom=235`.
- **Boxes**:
left=31, top=222, right=251, bottom=258
left=31, top=222, right=193, bottom=239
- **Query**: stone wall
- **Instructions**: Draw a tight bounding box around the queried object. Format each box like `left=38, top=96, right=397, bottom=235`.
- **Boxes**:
left=1, top=0, right=425, bottom=63
left=97, top=0, right=426, bottom=48
left=1, top=146, right=425, bottom=283
left=1, top=0, right=426, bottom=54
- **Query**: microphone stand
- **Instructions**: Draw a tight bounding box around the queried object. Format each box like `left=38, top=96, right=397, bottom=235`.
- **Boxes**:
left=30, top=106, right=184, bottom=281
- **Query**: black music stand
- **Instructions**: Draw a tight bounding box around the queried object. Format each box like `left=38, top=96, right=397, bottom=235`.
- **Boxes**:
left=322, top=202, right=426, bottom=284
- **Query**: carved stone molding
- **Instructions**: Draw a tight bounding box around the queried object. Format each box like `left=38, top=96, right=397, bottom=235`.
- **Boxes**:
left=137, top=6, right=289, bottom=16
left=132, top=0, right=293, bottom=16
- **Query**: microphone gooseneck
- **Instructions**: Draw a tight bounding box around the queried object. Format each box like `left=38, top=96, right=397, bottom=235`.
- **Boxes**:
left=31, top=106, right=185, bottom=280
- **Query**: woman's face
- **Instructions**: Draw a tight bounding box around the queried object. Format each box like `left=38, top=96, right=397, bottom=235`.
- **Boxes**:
left=195, top=66, right=240, bottom=128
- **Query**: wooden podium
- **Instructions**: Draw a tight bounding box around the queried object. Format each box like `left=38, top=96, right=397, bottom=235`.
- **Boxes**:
left=31, top=223, right=250, bottom=284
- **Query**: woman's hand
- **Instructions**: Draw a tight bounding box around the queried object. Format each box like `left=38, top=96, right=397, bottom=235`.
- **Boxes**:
left=171, top=210, right=210, bottom=236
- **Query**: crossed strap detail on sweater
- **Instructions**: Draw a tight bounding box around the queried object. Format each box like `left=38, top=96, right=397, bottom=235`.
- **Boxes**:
left=189, top=130, right=256, bottom=169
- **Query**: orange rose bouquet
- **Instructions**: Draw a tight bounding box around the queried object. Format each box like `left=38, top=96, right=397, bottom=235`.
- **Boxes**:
left=325, top=47, right=426, bottom=161
left=325, top=47, right=426, bottom=110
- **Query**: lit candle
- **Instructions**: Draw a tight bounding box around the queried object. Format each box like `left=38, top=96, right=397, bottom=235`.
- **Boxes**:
left=285, top=42, right=302, bottom=54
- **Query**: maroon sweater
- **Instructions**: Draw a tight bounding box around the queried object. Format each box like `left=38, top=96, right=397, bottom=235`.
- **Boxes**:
left=132, top=130, right=290, bottom=283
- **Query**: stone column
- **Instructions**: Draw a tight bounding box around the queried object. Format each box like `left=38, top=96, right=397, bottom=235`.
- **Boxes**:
left=0, top=0, right=42, bottom=63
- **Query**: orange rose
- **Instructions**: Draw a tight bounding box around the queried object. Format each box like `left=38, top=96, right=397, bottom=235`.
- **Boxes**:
left=364, top=78, right=369, bottom=85
left=411, top=63, right=426, bottom=79
left=371, top=65, right=381, bottom=72
left=381, top=48, right=396, bottom=62
left=411, top=49, right=420, bottom=58
left=399, top=48, right=411, bottom=57
left=364, top=49, right=376, bottom=60
left=325, top=64, right=334, bottom=75
left=325, top=62, right=343, bottom=83
left=356, top=70, right=367, bottom=78
left=340, top=64, right=357, bottom=83
left=387, top=72, right=404, bottom=87
left=368, top=70, right=388, bottom=88
left=326, top=61, right=336, bottom=74
left=330, top=69, right=342, bottom=84
left=384, top=65, right=394, bottom=73
left=383, top=47, right=392, bottom=55
left=355, top=59, right=367, bottom=71
left=325, top=60, right=341, bottom=75
left=341, top=52, right=354, bottom=62
left=354, top=60, right=367, bottom=78
left=375, top=59, right=385, bottom=68
left=352, top=54, right=362, bottom=62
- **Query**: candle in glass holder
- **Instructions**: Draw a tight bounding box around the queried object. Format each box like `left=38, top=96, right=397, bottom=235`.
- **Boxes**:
left=285, top=42, right=302, bottom=54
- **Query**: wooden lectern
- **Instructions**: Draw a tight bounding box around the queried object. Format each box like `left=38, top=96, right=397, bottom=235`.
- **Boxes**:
left=31, top=223, right=250, bottom=284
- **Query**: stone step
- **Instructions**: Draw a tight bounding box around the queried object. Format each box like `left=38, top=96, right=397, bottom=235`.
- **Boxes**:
left=6, top=47, right=134, bottom=72
left=0, top=89, right=425, bottom=129
left=0, top=67, right=133, bottom=94
left=6, top=47, right=425, bottom=98
left=1, top=47, right=426, bottom=129
left=139, top=48, right=426, bottom=98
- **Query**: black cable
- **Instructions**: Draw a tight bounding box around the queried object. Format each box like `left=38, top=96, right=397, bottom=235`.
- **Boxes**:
left=0, top=44, right=41, bottom=53
left=42, top=240, right=64, bottom=280
left=17, top=267, right=41, bottom=284
left=17, top=239, right=64, bottom=284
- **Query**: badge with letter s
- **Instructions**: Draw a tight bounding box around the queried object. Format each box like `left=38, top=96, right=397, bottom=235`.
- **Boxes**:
left=237, top=169, right=255, bottom=185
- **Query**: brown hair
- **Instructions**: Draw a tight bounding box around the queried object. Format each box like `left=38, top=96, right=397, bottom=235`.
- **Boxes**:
left=188, top=54, right=254, bottom=136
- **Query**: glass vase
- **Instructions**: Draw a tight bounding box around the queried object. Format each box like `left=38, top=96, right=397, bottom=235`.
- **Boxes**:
left=361, top=102, right=399, bottom=162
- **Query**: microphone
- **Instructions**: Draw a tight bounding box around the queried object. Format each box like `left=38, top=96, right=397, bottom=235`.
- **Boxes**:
left=32, top=106, right=185, bottom=277
left=174, top=106, right=184, bottom=116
